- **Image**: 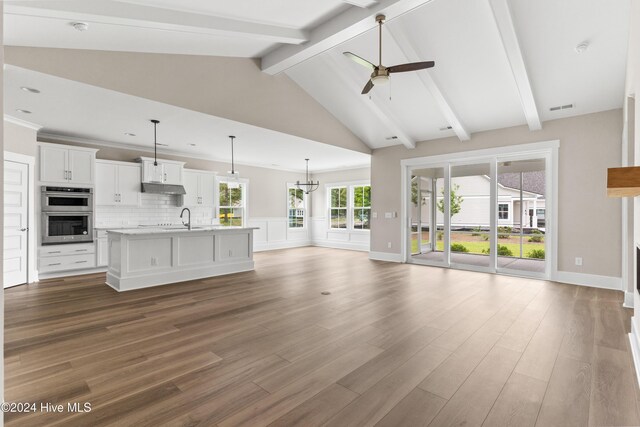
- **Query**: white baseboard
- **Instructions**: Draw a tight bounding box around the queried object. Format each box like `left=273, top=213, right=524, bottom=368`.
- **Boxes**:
left=38, top=267, right=107, bottom=280
left=311, top=239, right=369, bottom=252
left=369, top=251, right=403, bottom=263
left=553, top=271, right=622, bottom=291
left=625, top=291, right=635, bottom=308
left=630, top=318, right=640, bottom=388
left=254, top=240, right=310, bottom=252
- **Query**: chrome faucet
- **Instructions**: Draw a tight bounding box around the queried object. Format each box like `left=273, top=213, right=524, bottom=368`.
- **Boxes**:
left=180, top=208, right=191, bottom=230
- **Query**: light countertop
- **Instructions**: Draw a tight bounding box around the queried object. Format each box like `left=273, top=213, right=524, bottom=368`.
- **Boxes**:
left=106, top=226, right=258, bottom=235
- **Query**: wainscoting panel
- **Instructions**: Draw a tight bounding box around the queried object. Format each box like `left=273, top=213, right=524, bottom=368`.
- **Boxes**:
left=249, top=217, right=310, bottom=252
left=310, top=217, right=370, bottom=252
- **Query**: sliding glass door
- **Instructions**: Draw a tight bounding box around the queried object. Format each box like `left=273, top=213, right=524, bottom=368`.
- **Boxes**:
left=409, top=167, right=446, bottom=265
left=406, top=149, right=552, bottom=280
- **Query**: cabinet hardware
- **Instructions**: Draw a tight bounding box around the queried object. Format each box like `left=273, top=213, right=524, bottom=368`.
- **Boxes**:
left=20, top=228, right=27, bottom=232
left=75, top=249, right=87, bottom=252
left=75, top=260, right=88, bottom=264
left=48, top=251, right=61, bottom=254
left=164, top=173, right=167, bottom=182
left=69, top=170, right=72, bottom=180
left=48, top=263, right=61, bottom=266
left=64, top=170, right=68, bottom=180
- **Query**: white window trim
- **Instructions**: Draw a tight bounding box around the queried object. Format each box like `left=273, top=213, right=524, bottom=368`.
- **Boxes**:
left=326, top=180, right=371, bottom=232
left=215, top=176, right=249, bottom=227
left=286, top=183, right=308, bottom=229
left=498, top=202, right=510, bottom=221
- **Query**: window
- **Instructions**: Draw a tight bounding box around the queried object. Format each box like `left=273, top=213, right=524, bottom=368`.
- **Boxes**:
left=329, top=186, right=348, bottom=229
left=353, top=185, right=371, bottom=230
left=498, top=203, right=509, bottom=220
left=218, top=180, right=246, bottom=226
left=288, top=186, right=306, bottom=228
left=328, top=183, right=371, bottom=230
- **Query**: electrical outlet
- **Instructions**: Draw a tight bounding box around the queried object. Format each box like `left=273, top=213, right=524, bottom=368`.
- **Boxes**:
left=387, top=242, right=392, bottom=249
left=372, top=212, right=378, bottom=219
left=575, top=257, right=583, bottom=266
left=151, top=257, right=158, bottom=266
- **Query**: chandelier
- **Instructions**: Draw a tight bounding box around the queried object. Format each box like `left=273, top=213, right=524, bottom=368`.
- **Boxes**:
left=296, top=159, right=319, bottom=194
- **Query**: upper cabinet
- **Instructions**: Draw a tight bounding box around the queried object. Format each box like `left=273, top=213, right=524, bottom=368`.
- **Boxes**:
left=183, top=169, right=216, bottom=207
left=137, top=157, right=185, bottom=185
left=39, top=143, right=97, bottom=185
left=95, top=160, right=141, bottom=206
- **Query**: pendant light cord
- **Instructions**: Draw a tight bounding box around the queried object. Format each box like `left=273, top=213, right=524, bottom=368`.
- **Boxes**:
left=151, top=119, right=160, bottom=166
left=230, top=136, right=236, bottom=174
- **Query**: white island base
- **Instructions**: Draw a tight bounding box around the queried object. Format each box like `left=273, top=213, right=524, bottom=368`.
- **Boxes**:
left=106, top=227, right=257, bottom=291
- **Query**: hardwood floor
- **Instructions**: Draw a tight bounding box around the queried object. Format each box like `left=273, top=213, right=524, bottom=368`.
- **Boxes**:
left=4, top=246, right=640, bottom=426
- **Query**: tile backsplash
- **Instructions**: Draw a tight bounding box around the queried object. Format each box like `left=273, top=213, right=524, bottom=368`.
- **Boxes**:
left=95, top=193, right=217, bottom=228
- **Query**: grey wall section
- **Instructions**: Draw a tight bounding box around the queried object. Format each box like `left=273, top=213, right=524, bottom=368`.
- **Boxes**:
left=38, top=137, right=347, bottom=219
left=4, top=121, right=37, bottom=157
left=310, top=168, right=370, bottom=218
left=371, top=109, right=623, bottom=278
left=6, top=47, right=370, bottom=155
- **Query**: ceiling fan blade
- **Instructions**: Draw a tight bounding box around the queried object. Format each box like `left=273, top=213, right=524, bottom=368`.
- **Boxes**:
left=388, top=61, right=435, bottom=73
left=361, top=79, right=374, bottom=95
left=344, top=52, right=375, bottom=70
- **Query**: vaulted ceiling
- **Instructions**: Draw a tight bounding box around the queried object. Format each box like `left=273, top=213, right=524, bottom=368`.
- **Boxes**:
left=3, top=0, right=631, bottom=162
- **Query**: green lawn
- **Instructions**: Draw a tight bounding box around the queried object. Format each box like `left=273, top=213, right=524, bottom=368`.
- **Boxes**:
left=411, top=236, right=544, bottom=259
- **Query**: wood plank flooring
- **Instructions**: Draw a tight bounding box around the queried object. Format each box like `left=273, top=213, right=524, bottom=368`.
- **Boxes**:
left=4, top=247, right=640, bottom=426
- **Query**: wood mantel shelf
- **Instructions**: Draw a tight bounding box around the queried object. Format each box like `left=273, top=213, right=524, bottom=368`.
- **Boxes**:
left=608, top=166, right=640, bottom=197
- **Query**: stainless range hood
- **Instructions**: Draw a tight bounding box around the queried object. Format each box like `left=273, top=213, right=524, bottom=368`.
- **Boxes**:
left=141, top=182, right=186, bottom=195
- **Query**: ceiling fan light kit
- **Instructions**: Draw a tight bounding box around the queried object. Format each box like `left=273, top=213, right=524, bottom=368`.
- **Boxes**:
left=343, top=14, right=435, bottom=95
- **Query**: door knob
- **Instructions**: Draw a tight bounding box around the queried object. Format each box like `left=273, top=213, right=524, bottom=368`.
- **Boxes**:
left=20, top=228, right=28, bottom=232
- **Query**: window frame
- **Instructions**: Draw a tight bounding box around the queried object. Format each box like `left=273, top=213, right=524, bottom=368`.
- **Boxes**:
left=215, top=176, right=249, bottom=227
left=326, top=180, right=371, bottom=232
left=497, top=202, right=510, bottom=221
left=286, top=184, right=308, bottom=229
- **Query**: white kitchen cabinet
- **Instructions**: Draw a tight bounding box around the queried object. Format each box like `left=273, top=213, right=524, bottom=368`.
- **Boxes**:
left=95, top=160, right=141, bottom=206
left=138, top=157, right=184, bottom=185
left=39, top=242, right=96, bottom=274
left=96, top=232, right=109, bottom=267
left=39, top=143, right=97, bottom=185
left=182, top=169, right=216, bottom=207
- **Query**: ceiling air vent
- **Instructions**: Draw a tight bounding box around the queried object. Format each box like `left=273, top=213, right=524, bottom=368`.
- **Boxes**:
left=439, top=126, right=453, bottom=131
left=385, top=136, right=398, bottom=141
left=550, top=104, right=574, bottom=111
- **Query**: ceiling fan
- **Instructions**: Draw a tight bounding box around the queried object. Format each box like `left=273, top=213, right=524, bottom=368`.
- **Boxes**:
left=343, top=14, right=435, bottom=95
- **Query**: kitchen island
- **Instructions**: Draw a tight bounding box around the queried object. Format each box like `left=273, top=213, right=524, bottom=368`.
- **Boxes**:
left=106, top=226, right=257, bottom=291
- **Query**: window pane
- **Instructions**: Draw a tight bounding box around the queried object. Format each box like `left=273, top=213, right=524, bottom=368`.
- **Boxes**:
left=331, top=188, right=340, bottom=207
left=330, top=208, right=347, bottom=228
left=354, top=208, right=370, bottom=230
left=289, top=188, right=304, bottom=209
left=288, top=208, right=304, bottom=228
left=230, top=186, right=243, bottom=206
left=219, top=183, right=229, bottom=206
left=364, top=186, right=371, bottom=207
left=339, top=187, right=347, bottom=207
left=354, top=186, right=364, bottom=208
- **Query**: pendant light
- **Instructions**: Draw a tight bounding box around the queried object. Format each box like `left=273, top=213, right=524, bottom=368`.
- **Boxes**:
left=296, top=159, right=319, bottom=194
left=226, top=135, right=241, bottom=188
left=150, top=119, right=160, bottom=166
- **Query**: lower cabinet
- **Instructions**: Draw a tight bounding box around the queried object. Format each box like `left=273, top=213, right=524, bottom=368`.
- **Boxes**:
left=97, top=238, right=108, bottom=267
left=39, top=243, right=96, bottom=274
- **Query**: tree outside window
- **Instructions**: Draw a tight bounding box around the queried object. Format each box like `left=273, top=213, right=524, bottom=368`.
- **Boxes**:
left=218, top=181, right=245, bottom=226
left=330, top=187, right=348, bottom=229
left=288, top=187, right=305, bottom=228
left=353, top=185, right=371, bottom=230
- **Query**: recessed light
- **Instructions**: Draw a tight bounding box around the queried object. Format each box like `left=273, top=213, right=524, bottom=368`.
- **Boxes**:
left=385, top=136, right=398, bottom=141
left=124, top=132, right=136, bottom=137
left=188, top=143, right=196, bottom=147
left=16, top=109, right=31, bottom=114
left=70, top=22, right=89, bottom=32
left=439, top=126, right=453, bottom=131
left=20, top=87, right=40, bottom=94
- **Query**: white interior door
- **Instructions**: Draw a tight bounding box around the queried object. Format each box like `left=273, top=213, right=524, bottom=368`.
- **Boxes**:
left=4, top=160, right=29, bottom=287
